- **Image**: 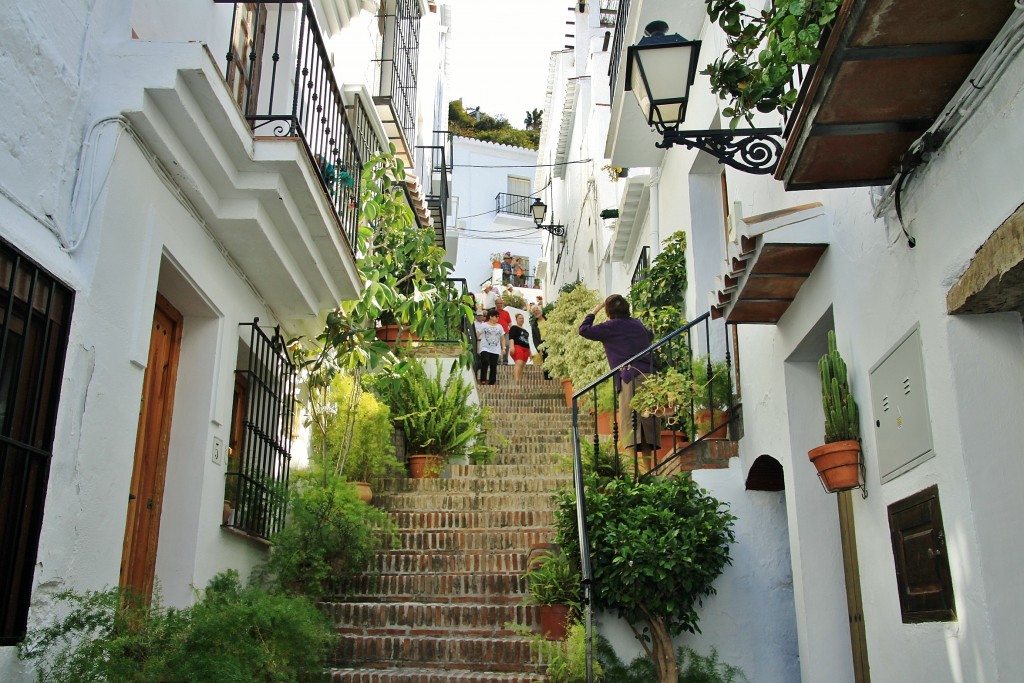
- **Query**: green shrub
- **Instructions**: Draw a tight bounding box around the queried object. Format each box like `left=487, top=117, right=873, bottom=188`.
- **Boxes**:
left=307, top=371, right=402, bottom=482
left=256, top=472, right=395, bottom=598
left=535, top=622, right=603, bottom=683
left=594, top=636, right=747, bottom=683
left=17, top=571, right=334, bottom=683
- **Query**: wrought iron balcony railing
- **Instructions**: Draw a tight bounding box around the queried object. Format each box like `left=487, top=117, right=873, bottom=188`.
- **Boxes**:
left=495, top=192, right=534, bottom=217
left=630, top=245, right=650, bottom=285
left=375, top=0, right=421, bottom=154
left=416, top=131, right=452, bottom=244
left=607, top=0, right=632, bottom=91
left=218, top=1, right=361, bottom=251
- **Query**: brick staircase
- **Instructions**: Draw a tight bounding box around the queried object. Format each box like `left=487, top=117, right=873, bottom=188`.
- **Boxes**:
left=326, top=364, right=573, bottom=683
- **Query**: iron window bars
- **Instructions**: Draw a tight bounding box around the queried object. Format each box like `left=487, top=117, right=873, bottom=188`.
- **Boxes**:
left=223, top=320, right=296, bottom=541
left=0, top=240, right=74, bottom=645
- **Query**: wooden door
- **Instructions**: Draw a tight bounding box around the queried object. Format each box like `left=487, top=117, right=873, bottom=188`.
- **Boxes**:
left=120, top=295, right=183, bottom=600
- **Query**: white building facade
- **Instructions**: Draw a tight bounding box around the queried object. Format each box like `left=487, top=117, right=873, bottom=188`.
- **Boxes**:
left=450, top=136, right=542, bottom=294
left=0, top=0, right=453, bottom=675
left=553, top=0, right=1024, bottom=681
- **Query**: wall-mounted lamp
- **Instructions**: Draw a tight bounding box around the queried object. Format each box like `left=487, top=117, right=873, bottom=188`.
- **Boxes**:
left=531, top=198, right=567, bottom=237
left=625, top=21, right=783, bottom=175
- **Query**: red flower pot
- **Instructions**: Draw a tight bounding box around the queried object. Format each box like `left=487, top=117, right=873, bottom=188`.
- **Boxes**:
left=409, top=454, right=443, bottom=479
left=538, top=603, right=569, bottom=640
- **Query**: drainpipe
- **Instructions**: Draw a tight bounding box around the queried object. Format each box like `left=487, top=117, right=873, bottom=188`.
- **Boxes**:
left=648, top=169, right=661, bottom=258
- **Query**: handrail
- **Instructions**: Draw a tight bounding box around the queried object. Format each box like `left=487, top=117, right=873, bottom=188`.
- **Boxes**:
left=569, top=311, right=734, bottom=682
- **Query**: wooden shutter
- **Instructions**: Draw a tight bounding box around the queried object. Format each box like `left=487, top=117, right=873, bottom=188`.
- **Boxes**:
left=887, top=485, right=956, bottom=622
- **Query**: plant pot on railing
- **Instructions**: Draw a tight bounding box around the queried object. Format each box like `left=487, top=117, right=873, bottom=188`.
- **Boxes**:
left=696, top=409, right=730, bottom=439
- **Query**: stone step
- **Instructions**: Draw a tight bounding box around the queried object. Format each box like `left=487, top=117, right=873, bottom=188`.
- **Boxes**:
left=485, top=447, right=570, bottom=460
left=379, top=478, right=570, bottom=495
left=387, top=510, right=556, bottom=531
left=331, top=635, right=545, bottom=673
left=326, top=601, right=542, bottom=636
left=376, top=550, right=531, bottom=574
left=340, top=572, right=530, bottom=602
left=330, top=667, right=546, bottom=682
left=374, top=492, right=562, bottom=512
left=391, top=529, right=556, bottom=552
left=449, top=464, right=569, bottom=479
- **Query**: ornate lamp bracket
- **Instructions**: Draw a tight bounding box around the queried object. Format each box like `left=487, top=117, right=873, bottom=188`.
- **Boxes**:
left=656, top=128, right=784, bottom=175
left=537, top=224, right=566, bottom=237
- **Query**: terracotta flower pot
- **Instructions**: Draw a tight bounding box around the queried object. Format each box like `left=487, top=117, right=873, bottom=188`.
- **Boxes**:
left=696, top=408, right=730, bottom=439
left=561, top=378, right=574, bottom=409
left=538, top=603, right=569, bottom=641
left=408, top=453, right=444, bottom=479
left=807, top=440, right=861, bottom=492
left=354, top=482, right=373, bottom=504
left=596, top=411, right=613, bottom=435
left=655, top=430, right=690, bottom=460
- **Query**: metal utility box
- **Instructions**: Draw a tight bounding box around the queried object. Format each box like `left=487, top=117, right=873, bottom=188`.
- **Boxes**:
left=869, top=327, right=935, bottom=482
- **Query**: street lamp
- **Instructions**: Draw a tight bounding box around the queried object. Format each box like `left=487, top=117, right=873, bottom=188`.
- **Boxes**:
left=530, top=198, right=566, bottom=237
left=625, top=21, right=783, bottom=175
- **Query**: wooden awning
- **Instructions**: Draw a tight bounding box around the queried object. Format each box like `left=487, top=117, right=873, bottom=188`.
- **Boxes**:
left=777, top=0, right=1017, bottom=191
left=712, top=203, right=828, bottom=324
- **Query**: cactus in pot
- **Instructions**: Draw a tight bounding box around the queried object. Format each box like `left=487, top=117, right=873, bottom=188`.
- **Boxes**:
left=808, top=330, right=862, bottom=492
left=820, top=330, right=859, bottom=443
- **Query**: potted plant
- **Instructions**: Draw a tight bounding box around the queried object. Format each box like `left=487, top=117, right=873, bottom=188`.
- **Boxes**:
left=628, top=231, right=689, bottom=340
left=703, top=0, right=839, bottom=127
left=524, top=549, right=581, bottom=641
left=539, top=284, right=609, bottom=407
left=376, top=358, right=494, bottom=478
left=807, top=330, right=862, bottom=492
left=307, top=372, right=403, bottom=503
left=692, top=356, right=732, bottom=438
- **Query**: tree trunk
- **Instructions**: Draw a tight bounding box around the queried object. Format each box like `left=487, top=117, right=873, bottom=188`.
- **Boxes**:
left=644, top=612, right=678, bottom=683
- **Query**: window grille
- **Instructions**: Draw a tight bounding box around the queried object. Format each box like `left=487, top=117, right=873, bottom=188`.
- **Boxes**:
left=0, top=240, right=74, bottom=645
left=223, top=320, right=296, bottom=541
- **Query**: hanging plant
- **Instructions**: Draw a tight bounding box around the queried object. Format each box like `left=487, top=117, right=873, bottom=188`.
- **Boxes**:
left=702, top=0, right=840, bottom=128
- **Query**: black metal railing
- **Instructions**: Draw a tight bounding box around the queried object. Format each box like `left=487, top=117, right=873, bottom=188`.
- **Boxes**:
left=569, top=312, right=735, bottom=680
left=607, top=0, right=632, bottom=92
left=495, top=192, right=534, bottom=217
left=0, top=241, right=74, bottom=645
left=415, top=130, right=452, bottom=241
left=218, top=0, right=362, bottom=252
left=224, top=320, right=296, bottom=541
left=599, top=0, right=620, bottom=27
left=630, top=246, right=650, bottom=285
left=348, top=93, right=386, bottom=170
left=375, top=0, right=421, bottom=151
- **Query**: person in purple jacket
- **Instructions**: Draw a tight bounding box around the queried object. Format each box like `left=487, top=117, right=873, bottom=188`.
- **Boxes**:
left=578, top=294, right=661, bottom=459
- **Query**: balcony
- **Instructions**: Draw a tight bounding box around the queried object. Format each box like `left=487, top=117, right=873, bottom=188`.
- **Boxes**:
left=777, top=0, right=1019, bottom=190
left=374, top=0, right=422, bottom=168
left=495, top=193, right=534, bottom=218
left=108, top=1, right=364, bottom=335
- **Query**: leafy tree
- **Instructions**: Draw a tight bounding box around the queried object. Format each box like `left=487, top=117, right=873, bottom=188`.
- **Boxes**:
left=524, top=108, right=543, bottom=132
left=301, top=149, right=473, bottom=376
left=555, top=475, right=736, bottom=683
left=629, top=230, right=688, bottom=339
left=448, top=99, right=540, bottom=149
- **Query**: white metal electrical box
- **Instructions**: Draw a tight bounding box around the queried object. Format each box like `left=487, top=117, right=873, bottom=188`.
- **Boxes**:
left=869, top=327, right=935, bottom=482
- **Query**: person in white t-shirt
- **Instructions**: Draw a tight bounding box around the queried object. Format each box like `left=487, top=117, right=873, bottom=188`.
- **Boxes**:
left=477, top=309, right=506, bottom=385
left=480, top=285, right=499, bottom=310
